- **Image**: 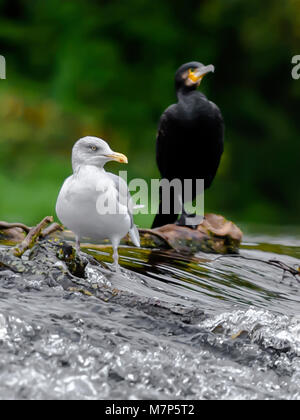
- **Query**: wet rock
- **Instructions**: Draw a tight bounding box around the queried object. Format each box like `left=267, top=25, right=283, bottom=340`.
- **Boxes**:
left=0, top=240, right=83, bottom=282
left=0, top=227, right=25, bottom=244
left=231, top=330, right=251, bottom=340
left=0, top=239, right=206, bottom=326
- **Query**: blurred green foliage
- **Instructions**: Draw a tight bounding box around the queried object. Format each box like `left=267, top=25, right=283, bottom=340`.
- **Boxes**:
left=0, top=0, right=299, bottom=227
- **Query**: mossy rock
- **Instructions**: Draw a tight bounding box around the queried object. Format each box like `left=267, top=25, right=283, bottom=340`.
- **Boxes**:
left=124, top=213, right=243, bottom=254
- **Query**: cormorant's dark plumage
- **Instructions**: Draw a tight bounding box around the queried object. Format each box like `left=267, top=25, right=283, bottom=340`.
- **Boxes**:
left=152, top=61, right=224, bottom=228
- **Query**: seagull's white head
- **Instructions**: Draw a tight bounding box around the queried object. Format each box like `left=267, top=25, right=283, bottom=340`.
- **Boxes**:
left=72, top=136, right=128, bottom=171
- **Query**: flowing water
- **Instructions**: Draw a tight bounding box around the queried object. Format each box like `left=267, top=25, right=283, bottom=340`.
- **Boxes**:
left=0, top=226, right=300, bottom=400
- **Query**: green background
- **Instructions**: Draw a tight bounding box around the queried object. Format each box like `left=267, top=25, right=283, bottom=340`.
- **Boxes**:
left=0, top=0, right=299, bottom=229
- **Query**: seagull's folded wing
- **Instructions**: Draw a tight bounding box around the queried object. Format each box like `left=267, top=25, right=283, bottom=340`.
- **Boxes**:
left=107, top=173, right=140, bottom=247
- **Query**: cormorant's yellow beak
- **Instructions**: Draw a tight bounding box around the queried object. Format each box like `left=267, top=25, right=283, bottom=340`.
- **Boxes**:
left=106, top=152, right=128, bottom=164
left=188, top=69, right=203, bottom=83
left=188, top=64, right=215, bottom=83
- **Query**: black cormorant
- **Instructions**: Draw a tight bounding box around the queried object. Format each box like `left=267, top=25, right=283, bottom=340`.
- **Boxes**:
left=152, top=61, right=224, bottom=229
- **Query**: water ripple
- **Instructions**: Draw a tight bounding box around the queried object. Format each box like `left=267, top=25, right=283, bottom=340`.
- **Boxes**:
left=0, top=232, right=299, bottom=399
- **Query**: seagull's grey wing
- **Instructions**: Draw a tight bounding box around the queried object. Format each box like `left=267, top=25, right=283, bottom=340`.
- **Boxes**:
left=107, top=173, right=133, bottom=224
left=107, top=173, right=140, bottom=247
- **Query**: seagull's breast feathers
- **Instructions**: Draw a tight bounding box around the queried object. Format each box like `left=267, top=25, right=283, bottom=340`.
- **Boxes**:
left=56, top=165, right=132, bottom=241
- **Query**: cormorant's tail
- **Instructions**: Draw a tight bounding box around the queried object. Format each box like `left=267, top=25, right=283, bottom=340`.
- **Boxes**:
left=129, top=224, right=140, bottom=247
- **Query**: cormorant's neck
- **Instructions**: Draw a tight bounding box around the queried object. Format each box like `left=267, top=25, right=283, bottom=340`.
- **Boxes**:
left=176, top=87, right=206, bottom=102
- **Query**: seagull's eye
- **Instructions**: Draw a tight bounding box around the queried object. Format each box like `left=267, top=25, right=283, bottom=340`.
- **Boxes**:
left=91, top=146, right=97, bottom=152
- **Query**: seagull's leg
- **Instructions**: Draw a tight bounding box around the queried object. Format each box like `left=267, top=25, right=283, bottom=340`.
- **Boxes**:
left=113, top=246, right=119, bottom=271
left=75, top=235, right=90, bottom=265
left=111, top=238, right=120, bottom=272
left=75, top=235, right=81, bottom=255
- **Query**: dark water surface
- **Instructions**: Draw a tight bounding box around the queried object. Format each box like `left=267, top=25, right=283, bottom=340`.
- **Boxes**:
left=0, top=227, right=300, bottom=400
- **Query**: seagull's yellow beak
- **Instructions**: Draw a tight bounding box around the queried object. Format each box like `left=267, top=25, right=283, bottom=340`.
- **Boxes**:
left=106, top=152, right=128, bottom=164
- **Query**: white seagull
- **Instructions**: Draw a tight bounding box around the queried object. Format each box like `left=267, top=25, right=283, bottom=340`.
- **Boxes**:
left=56, top=136, right=140, bottom=269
